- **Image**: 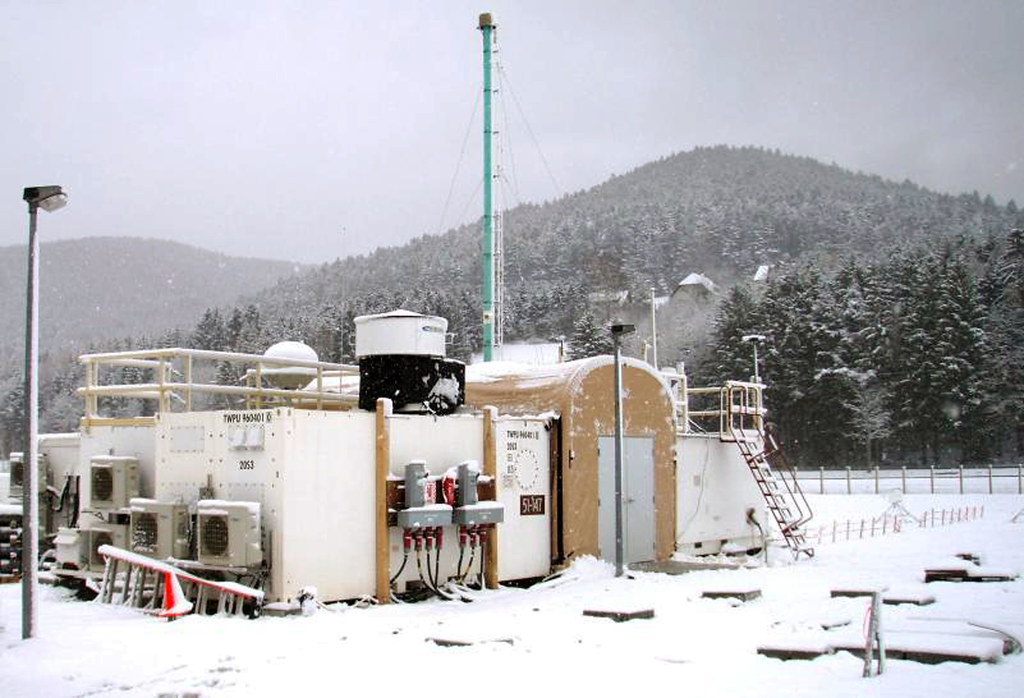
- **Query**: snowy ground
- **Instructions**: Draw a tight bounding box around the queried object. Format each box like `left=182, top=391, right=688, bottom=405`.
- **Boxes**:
left=2, top=494, right=1023, bottom=697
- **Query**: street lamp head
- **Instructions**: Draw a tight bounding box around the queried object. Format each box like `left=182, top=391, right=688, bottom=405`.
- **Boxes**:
left=741, top=333, right=765, bottom=344
left=610, top=323, right=636, bottom=337
left=23, top=185, right=67, bottom=212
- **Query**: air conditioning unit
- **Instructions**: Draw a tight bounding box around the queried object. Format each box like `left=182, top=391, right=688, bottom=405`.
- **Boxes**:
left=89, top=456, right=140, bottom=510
left=130, top=499, right=190, bottom=560
left=196, top=500, right=262, bottom=568
left=87, top=523, right=129, bottom=570
left=9, top=451, right=49, bottom=500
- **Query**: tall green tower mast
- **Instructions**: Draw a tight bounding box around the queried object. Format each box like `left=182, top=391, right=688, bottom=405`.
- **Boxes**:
left=479, top=12, right=496, bottom=361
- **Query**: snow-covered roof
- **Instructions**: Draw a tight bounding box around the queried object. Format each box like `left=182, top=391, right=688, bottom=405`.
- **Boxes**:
left=674, top=273, right=717, bottom=296
left=353, top=308, right=431, bottom=323
left=470, top=342, right=563, bottom=366
left=587, top=290, right=629, bottom=304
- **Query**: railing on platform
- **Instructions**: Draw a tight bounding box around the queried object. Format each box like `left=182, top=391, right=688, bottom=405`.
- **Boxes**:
left=78, top=347, right=360, bottom=427
left=677, top=379, right=766, bottom=438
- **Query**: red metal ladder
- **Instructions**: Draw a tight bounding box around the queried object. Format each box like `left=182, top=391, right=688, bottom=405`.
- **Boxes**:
left=720, top=383, right=814, bottom=559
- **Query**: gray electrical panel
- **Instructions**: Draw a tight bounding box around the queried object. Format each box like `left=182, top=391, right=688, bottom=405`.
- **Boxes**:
left=453, top=461, right=504, bottom=526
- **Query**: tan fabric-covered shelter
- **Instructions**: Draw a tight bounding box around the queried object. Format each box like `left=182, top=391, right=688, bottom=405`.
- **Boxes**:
left=465, top=356, right=677, bottom=565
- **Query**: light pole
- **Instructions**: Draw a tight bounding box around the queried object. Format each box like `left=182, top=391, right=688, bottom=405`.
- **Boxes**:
left=610, top=323, right=635, bottom=577
left=649, top=287, right=658, bottom=370
left=21, top=185, right=67, bottom=640
left=742, top=334, right=765, bottom=383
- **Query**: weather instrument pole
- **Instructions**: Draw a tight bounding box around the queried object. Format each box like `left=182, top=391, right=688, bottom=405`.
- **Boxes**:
left=479, top=12, right=495, bottom=361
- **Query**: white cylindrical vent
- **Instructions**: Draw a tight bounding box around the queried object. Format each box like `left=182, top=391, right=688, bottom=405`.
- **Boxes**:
left=354, top=310, right=447, bottom=359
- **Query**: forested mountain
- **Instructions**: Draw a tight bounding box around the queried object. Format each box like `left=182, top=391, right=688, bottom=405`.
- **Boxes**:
left=0, top=237, right=302, bottom=361
left=249, top=145, right=1021, bottom=358
left=2, top=146, right=1023, bottom=464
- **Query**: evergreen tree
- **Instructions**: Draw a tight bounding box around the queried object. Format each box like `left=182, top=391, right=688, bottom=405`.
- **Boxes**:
left=568, top=312, right=613, bottom=360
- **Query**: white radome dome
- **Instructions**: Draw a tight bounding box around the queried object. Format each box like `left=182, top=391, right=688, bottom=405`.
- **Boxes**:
left=263, top=341, right=319, bottom=364
left=259, top=341, right=319, bottom=389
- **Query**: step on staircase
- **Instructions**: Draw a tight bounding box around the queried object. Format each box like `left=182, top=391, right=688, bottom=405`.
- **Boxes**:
left=97, top=544, right=263, bottom=619
left=720, top=383, right=814, bottom=559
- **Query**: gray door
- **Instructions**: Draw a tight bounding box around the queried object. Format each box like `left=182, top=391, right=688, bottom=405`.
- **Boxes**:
left=598, top=436, right=656, bottom=564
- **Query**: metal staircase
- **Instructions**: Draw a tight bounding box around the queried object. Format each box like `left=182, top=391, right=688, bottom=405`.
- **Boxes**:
left=720, top=383, right=814, bottom=559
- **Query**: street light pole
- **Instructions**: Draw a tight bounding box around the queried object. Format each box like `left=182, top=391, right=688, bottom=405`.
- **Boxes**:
left=742, top=334, right=766, bottom=384
left=21, top=185, right=67, bottom=640
left=610, top=323, right=635, bottom=578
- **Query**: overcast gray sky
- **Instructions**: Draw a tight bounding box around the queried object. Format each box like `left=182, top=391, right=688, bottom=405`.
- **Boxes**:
left=2, top=0, right=1022, bottom=263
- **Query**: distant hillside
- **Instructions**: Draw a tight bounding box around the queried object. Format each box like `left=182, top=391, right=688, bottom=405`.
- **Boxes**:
left=249, top=145, right=1023, bottom=348
left=0, top=237, right=301, bottom=362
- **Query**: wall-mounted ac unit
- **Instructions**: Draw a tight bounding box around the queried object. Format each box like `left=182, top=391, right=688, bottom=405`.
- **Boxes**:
left=87, top=523, right=128, bottom=570
left=8, top=451, right=49, bottom=500
left=196, top=500, right=262, bottom=568
left=130, top=499, right=190, bottom=560
left=89, top=456, right=140, bottom=510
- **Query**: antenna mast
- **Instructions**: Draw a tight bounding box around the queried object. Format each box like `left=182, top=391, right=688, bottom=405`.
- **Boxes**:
left=479, top=12, right=498, bottom=361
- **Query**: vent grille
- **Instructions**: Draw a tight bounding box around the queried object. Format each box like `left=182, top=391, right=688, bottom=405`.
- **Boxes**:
left=90, top=531, right=112, bottom=567
left=201, top=516, right=229, bottom=557
left=92, top=467, right=113, bottom=502
left=132, top=513, right=158, bottom=553
left=10, top=461, right=23, bottom=488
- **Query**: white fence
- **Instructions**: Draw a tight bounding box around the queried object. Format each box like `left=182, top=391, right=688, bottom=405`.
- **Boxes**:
left=805, top=505, right=983, bottom=547
left=797, top=465, right=1024, bottom=495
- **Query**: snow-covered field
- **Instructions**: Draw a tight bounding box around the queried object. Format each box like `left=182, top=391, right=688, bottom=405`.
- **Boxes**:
left=2, top=494, right=1023, bottom=697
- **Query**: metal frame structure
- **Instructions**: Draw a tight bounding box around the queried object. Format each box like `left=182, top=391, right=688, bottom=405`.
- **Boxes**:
left=77, top=347, right=359, bottom=428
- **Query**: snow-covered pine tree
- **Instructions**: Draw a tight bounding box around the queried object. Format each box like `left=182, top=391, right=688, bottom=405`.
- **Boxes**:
left=568, top=311, right=613, bottom=360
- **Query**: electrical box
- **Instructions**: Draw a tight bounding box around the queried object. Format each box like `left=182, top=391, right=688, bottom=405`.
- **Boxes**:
left=89, top=456, right=140, bottom=510
left=397, top=461, right=452, bottom=529
left=197, top=500, right=262, bottom=568
left=87, top=523, right=129, bottom=570
left=130, top=499, right=190, bottom=560
left=453, top=461, right=504, bottom=526
left=55, top=527, right=87, bottom=571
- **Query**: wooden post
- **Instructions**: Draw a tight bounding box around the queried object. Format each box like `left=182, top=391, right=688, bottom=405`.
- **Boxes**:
left=820, top=466, right=825, bottom=495
left=901, top=466, right=906, bottom=493
left=988, top=464, right=993, bottom=494
left=860, top=519, right=865, bottom=539
left=874, top=466, right=879, bottom=494
left=1019, top=464, right=1023, bottom=495
left=959, top=465, right=964, bottom=494
left=846, top=467, right=852, bottom=495
left=832, top=520, right=837, bottom=543
left=863, top=591, right=886, bottom=677
left=375, top=398, right=392, bottom=604
left=930, top=466, right=935, bottom=494
left=483, top=406, right=499, bottom=590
